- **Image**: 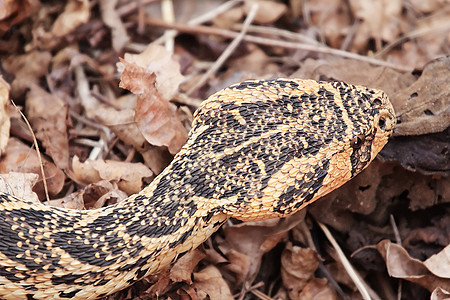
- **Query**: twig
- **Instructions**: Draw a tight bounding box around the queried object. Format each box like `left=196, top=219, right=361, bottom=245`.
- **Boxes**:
left=231, top=23, right=320, bottom=45
left=188, top=0, right=243, bottom=26
left=10, top=100, right=50, bottom=202
left=389, top=214, right=402, bottom=245
left=389, top=214, right=403, bottom=300
left=186, top=4, right=260, bottom=95
left=145, top=19, right=412, bottom=72
left=151, top=0, right=243, bottom=46
left=317, top=221, right=372, bottom=300
left=374, top=20, right=450, bottom=58
left=161, top=0, right=175, bottom=52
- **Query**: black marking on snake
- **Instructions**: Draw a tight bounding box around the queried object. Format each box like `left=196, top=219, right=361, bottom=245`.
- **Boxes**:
left=274, top=159, right=330, bottom=214
left=59, top=289, right=82, bottom=298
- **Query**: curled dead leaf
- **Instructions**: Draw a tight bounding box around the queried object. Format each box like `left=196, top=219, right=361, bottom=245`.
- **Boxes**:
left=0, top=138, right=65, bottom=198
left=51, top=0, right=90, bottom=37
left=169, top=249, right=206, bottom=284
left=392, top=56, right=450, bottom=136
left=0, top=172, right=39, bottom=203
left=120, top=44, right=184, bottom=100
left=298, top=278, right=337, bottom=300
left=377, top=240, right=450, bottom=292
left=25, top=84, right=69, bottom=170
left=119, top=59, right=188, bottom=154
left=281, top=242, right=321, bottom=299
left=193, top=266, right=233, bottom=300
left=70, top=156, right=153, bottom=195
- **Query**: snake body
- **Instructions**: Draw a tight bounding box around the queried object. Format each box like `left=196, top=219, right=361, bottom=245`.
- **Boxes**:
left=0, top=79, right=395, bottom=299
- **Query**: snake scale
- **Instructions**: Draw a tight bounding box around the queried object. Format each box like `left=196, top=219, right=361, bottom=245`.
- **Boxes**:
left=0, top=79, right=395, bottom=299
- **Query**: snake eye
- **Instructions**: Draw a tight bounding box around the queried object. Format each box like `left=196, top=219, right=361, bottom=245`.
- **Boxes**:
left=351, top=134, right=365, bottom=149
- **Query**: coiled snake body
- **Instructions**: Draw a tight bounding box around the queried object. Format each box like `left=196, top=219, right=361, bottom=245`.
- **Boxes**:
left=0, top=79, right=395, bottom=299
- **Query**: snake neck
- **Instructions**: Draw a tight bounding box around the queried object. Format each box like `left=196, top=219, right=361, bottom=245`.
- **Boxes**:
left=0, top=164, right=228, bottom=298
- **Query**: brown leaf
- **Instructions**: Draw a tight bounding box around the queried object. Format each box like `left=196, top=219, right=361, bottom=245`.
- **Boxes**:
left=0, top=76, right=11, bottom=154
left=170, top=249, right=206, bottom=284
left=51, top=0, right=90, bottom=37
left=0, top=0, right=38, bottom=34
left=243, top=0, right=287, bottom=24
left=221, top=211, right=305, bottom=285
left=192, top=266, right=233, bottom=300
left=0, top=172, right=39, bottom=203
left=0, top=138, right=65, bottom=197
left=349, top=0, right=404, bottom=51
left=120, top=44, right=184, bottom=100
left=298, top=278, right=337, bottom=300
left=119, top=59, right=188, bottom=154
left=70, top=156, right=153, bottom=195
left=2, top=50, right=52, bottom=97
left=431, top=287, right=450, bottom=300
left=25, top=84, right=69, bottom=170
left=93, top=103, right=172, bottom=174
left=281, top=242, right=321, bottom=299
left=377, top=240, right=450, bottom=292
left=99, top=0, right=129, bottom=52
left=392, top=56, right=450, bottom=136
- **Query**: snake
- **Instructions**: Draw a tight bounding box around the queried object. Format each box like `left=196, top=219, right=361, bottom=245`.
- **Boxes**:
left=0, top=79, right=395, bottom=299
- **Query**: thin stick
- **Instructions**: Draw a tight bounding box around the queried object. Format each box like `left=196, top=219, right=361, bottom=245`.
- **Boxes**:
left=389, top=214, right=402, bottom=245
left=186, top=4, right=259, bottom=95
left=145, top=19, right=412, bottom=72
left=11, top=100, right=50, bottom=202
left=389, top=214, right=403, bottom=300
left=151, top=0, right=243, bottom=46
left=161, top=0, right=175, bottom=52
left=317, top=221, right=372, bottom=300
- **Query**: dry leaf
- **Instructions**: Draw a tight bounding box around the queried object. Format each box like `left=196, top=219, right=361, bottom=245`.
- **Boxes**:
left=51, top=0, right=90, bottom=37
left=0, top=0, right=38, bottom=34
left=2, top=50, right=52, bottom=97
left=193, top=266, right=233, bottom=300
left=431, top=287, right=450, bottom=300
left=243, top=0, right=287, bottom=24
left=377, top=240, right=450, bottom=292
left=392, top=56, right=450, bottom=136
left=281, top=243, right=321, bottom=299
left=70, top=156, right=153, bottom=195
left=298, top=278, right=337, bottom=300
left=0, top=172, right=39, bottom=203
left=170, top=249, right=206, bottom=284
left=308, top=0, right=350, bottom=48
left=221, top=212, right=305, bottom=286
left=0, top=138, right=65, bottom=197
left=0, top=76, right=10, bottom=154
left=25, top=84, right=69, bottom=170
left=93, top=103, right=172, bottom=174
left=119, top=59, right=188, bottom=154
left=120, top=44, right=184, bottom=100
left=99, top=0, right=129, bottom=52
left=349, top=0, right=403, bottom=51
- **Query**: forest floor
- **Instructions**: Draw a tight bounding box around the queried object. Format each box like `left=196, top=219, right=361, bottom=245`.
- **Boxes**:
left=0, top=0, right=449, bottom=299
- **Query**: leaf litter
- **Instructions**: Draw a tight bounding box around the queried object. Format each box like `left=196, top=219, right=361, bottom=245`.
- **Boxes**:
left=0, top=0, right=449, bottom=299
